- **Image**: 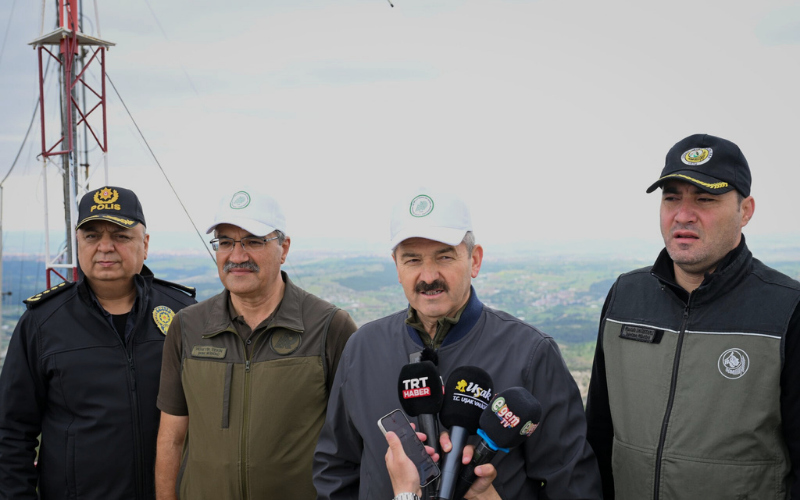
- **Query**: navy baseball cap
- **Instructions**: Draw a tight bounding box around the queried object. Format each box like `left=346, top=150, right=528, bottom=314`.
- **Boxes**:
left=77, top=186, right=146, bottom=229
left=646, top=134, right=751, bottom=197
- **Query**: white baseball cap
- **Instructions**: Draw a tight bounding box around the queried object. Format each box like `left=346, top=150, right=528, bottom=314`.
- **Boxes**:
left=206, top=188, right=287, bottom=237
left=390, top=188, right=472, bottom=250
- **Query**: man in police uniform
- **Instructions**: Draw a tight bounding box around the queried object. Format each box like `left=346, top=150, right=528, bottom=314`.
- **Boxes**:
left=586, top=134, right=800, bottom=499
left=0, top=186, right=196, bottom=500
left=155, top=187, right=357, bottom=500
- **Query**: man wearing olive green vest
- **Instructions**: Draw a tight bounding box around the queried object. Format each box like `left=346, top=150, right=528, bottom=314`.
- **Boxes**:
left=586, top=134, right=800, bottom=500
left=155, top=187, right=357, bottom=500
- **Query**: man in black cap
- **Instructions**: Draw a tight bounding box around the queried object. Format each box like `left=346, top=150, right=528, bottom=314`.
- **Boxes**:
left=0, top=186, right=197, bottom=500
left=585, top=134, right=800, bottom=499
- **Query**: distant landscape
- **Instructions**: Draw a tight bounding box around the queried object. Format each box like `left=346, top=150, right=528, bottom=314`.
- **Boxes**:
left=3, top=242, right=799, bottom=401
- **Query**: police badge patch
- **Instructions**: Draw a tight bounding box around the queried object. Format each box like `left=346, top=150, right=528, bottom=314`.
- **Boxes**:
left=153, top=305, right=175, bottom=335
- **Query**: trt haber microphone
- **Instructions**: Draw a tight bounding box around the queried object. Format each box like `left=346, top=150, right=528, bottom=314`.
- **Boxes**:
left=435, top=366, right=493, bottom=500
left=398, top=361, right=444, bottom=458
left=452, top=387, right=542, bottom=500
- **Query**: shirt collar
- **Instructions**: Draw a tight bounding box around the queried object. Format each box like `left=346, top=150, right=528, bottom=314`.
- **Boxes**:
left=206, top=270, right=305, bottom=335
left=651, top=234, right=749, bottom=301
left=80, top=265, right=150, bottom=317
left=406, top=294, right=470, bottom=349
left=405, top=286, right=484, bottom=348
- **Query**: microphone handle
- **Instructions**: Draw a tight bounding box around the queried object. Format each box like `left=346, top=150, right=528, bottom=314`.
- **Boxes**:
left=435, top=426, right=469, bottom=500
left=417, top=413, right=441, bottom=457
left=452, top=441, right=498, bottom=500
left=417, top=414, right=441, bottom=500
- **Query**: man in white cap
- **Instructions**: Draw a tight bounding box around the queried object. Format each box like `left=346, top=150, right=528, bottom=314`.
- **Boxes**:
left=155, top=188, right=357, bottom=500
left=314, top=188, right=601, bottom=500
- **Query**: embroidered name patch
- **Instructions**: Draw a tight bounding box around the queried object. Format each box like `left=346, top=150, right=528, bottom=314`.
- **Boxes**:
left=191, top=346, right=227, bottom=359
left=619, top=325, right=664, bottom=344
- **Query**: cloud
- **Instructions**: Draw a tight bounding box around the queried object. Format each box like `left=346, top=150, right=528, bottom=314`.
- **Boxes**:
left=275, top=63, right=436, bottom=87
left=756, top=6, right=800, bottom=45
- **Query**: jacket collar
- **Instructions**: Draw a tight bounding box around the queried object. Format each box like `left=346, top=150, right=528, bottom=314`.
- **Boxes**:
left=406, top=286, right=484, bottom=348
left=204, top=270, right=305, bottom=336
left=77, top=264, right=154, bottom=310
left=651, top=235, right=751, bottom=305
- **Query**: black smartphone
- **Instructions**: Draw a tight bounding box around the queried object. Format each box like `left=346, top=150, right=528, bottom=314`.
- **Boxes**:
left=378, top=409, right=441, bottom=487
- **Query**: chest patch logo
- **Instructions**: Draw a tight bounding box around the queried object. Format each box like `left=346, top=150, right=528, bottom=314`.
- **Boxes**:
left=153, top=306, right=175, bottom=335
left=191, top=345, right=227, bottom=359
left=269, top=331, right=302, bottom=355
left=619, top=324, right=663, bottom=344
left=718, top=348, right=749, bottom=379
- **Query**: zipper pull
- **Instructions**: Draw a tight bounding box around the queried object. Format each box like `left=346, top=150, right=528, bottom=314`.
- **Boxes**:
left=129, top=360, right=137, bottom=391
left=245, top=360, right=250, bottom=372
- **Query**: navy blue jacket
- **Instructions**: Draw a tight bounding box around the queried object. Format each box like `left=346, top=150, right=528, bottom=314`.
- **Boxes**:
left=0, top=266, right=195, bottom=499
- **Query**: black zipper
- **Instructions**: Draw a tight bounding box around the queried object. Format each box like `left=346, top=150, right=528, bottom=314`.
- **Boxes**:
left=127, top=350, right=145, bottom=499
left=653, top=299, right=691, bottom=500
left=125, top=307, right=147, bottom=500
left=96, top=305, right=146, bottom=499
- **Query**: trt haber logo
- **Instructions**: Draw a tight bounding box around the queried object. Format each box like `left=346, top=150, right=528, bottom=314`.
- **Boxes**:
left=402, top=376, right=432, bottom=399
left=491, top=396, right=521, bottom=429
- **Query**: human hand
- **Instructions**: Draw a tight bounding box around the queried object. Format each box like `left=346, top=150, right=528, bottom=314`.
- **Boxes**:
left=438, top=431, right=500, bottom=500
left=384, top=424, right=439, bottom=496
left=385, top=431, right=423, bottom=496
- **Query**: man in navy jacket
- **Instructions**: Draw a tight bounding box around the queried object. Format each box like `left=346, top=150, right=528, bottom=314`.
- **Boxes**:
left=0, top=186, right=196, bottom=499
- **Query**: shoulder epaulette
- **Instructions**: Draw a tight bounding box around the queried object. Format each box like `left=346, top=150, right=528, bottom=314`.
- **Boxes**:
left=24, top=281, right=76, bottom=307
left=153, top=277, right=197, bottom=298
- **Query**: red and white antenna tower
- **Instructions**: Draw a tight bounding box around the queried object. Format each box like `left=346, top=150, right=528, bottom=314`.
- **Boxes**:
left=29, top=0, right=115, bottom=287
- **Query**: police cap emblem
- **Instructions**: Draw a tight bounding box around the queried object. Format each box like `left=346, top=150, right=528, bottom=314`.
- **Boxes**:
left=681, top=148, right=713, bottom=166
left=93, top=187, right=119, bottom=204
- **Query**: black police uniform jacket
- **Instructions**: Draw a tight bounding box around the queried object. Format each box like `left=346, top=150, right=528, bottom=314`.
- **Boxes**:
left=0, top=265, right=196, bottom=500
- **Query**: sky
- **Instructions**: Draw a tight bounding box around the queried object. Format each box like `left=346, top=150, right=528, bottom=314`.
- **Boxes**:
left=1, top=0, right=799, bottom=258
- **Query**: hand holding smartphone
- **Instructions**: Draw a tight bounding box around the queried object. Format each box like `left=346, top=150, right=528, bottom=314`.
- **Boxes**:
left=378, top=409, right=441, bottom=488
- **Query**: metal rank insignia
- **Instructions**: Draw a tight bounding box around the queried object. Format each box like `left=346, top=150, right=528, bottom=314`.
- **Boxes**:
left=153, top=305, right=175, bottom=335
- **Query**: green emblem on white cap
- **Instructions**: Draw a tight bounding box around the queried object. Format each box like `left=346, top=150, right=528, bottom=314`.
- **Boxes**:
left=230, top=191, right=251, bottom=209
left=409, top=195, right=434, bottom=217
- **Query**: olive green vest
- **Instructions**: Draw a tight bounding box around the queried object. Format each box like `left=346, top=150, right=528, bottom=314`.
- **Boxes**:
left=176, top=280, right=338, bottom=500
left=603, top=252, right=799, bottom=500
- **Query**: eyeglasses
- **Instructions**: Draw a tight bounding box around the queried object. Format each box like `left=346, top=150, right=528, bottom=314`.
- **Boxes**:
left=209, top=235, right=278, bottom=253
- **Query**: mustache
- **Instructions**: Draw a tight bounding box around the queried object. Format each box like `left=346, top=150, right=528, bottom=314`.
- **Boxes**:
left=223, top=260, right=260, bottom=273
left=415, top=279, right=448, bottom=293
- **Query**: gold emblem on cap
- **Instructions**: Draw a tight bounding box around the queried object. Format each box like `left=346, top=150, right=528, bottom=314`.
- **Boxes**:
left=153, top=306, right=176, bottom=335
left=90, top=187, right=122, bottom=214
left=681, top=148, right=713, bottom=166
left=94, top=187, right=119, bottom=204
